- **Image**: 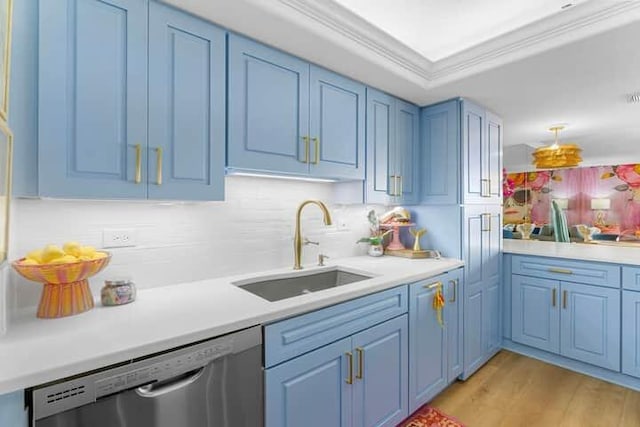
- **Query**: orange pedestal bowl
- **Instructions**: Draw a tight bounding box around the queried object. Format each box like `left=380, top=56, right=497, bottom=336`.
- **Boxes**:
left=12, top=254, right=111, bottom=318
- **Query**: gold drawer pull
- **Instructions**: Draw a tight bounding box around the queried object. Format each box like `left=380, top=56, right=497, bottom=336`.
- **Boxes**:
left=552, top=288, right=557, bottom=307
left=549, top=267, right=573, bottom=275
left=346, top=352, right=353, bottom=384
left=425, top=281, right=442, bottom=290
left=356, top=347, right=364, bottom=380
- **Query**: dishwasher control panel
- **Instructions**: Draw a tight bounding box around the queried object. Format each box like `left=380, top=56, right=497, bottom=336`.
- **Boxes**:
left=94, top=340, right=233, bottom=398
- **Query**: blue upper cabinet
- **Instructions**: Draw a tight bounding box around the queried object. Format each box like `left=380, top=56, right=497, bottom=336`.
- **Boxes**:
left=309, top=66, right=365, bottom=180
left=227, top=34, right=310, bottom=176
left=38, top=0, right=148, bottom=199
left=419, top=99, right=502, bottom=205
left=148, top=2, right=226, bottom=201
left=36, top=0, right=225, bottom=200
left=365, top=88, right=419, bottom=205
left=462, top=101, right=486, bottom=203
left=395, top=100, right=420, bottom=205
left=228, top=35, right=365, bottom=180
left=420, top=99, right=460, bottom=205
left=365, top=89, right=394, bottom=205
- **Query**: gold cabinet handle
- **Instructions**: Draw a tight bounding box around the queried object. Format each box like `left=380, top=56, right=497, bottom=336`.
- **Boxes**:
left=563, top=290, right=568, bottom=309
left=134, top=144, right=142, bottom=184
left=301, top=136, right=310, bottom=163
left=345, top=352, right=353, bottom=384
left=356, top=347, right=364, bottom=380
left=424, top=281, right=442, bottom=290
left=481, top=213, right=491, bottom=232
left=155, top=147, right=163, bottom=185
left=481, top=178, right=489, bottom=197
left=549, top=267, right=573, bottom=275
left=552, top=288, right=557, bottom=307
left=389, top=175, right=397, bottom=196
left=449, top=279, right=457, bottom=303
left=312, top=137, right=320, bottom=164
left=399, top=175, right=403, bottom=196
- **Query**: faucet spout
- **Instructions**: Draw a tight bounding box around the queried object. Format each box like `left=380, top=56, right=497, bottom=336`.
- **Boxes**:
left=294, top=200, right=333, bottom=270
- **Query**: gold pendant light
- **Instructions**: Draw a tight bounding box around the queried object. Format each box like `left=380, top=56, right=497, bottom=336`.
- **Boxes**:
left=532, top=126, right=582, bottom=169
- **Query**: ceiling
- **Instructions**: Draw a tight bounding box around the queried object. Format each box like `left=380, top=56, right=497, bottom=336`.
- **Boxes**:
left=168, top=0, right=640, bottom=167
left=333, top=0, right=587, bottom=61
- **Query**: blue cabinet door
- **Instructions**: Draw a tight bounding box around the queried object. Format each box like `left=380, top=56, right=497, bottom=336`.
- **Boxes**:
left=148, top=2, right=226, bottom=201
left=486, top=111, right=503, bottom=203
left=409, top=276, right=447, bottom=413
left=0, top=391, right=27, bottom=427
left=560, top=281, right=620, bottom=371
left=309, top=66, right=365, bottom=180
left=365, top=88, right=394, bottom=204
left=265, top=337, right=352, bottom=427
left=511, top=275, right=560, bottom=353
left=353, top=315, right=408, bottom=427
left=485, top=278, right=502, bottom=356
left=395, top=99, right=419, bottom=205
left=227, top=35, right=310, bottom=176
left=462, top=101, right=486, bottom=203
left=447, top=269, right=464, bottom=382
left=419, top=99, right=460, bottom=205
left=38, top=0, right=148, bottom=198
left=622, top=290, right=640, bottom=377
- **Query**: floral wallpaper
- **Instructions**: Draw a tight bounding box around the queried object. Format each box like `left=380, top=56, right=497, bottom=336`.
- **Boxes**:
left=503, top=164, right=640, bottom=234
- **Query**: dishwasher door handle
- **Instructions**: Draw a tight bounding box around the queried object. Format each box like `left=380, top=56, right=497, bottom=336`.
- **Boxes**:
left=135, top=366, right=206, bottom=398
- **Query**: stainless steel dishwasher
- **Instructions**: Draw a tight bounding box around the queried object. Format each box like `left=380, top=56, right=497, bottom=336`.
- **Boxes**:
left=32, top=326, right=263, bottom=427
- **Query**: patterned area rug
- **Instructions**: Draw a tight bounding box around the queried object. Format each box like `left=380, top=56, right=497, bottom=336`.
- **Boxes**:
left=399, top=405, right=465, bottom=427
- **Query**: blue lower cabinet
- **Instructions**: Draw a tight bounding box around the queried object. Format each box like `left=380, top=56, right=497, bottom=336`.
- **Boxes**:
left=265, top=315, right=408, bottom=427
left=447, top=270, right=464, bottom=382
left=560, top=281, right=620, bottom=371
left=622, top=290, right=640, bottom=377
left=352, top=315, right=408, bottom=427
left=265, top=337, right=352, bottom=427
left=409, top=269, right=463, bottom=413
left=511, top=275, right=560, bottom=354
left=0, top=391, right=28, bottom=427
left=512, top=272, right=621, bottom=371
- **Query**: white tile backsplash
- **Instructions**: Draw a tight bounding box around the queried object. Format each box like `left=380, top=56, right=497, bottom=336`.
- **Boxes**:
left=6, top=176, right=381, bottom=317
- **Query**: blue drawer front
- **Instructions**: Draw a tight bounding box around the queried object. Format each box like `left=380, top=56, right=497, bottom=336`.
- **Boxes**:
left=512, top=255, right=620, bottom=288
left=265, top=286, right=408, bottom=367
left=623, top=266, right=640, bottom=291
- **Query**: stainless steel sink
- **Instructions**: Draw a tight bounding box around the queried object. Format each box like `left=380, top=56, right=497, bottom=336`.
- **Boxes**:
left=234, top=267, right=373, bottom=302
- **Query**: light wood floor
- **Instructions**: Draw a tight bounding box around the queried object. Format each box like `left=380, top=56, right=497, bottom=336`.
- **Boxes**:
left=430, top=350, right=640, bottom=427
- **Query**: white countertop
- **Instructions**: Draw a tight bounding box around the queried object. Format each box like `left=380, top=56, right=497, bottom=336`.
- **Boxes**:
left=503, top=239, right=640, bottom=265
left=0, top=255, right=463, bottom=394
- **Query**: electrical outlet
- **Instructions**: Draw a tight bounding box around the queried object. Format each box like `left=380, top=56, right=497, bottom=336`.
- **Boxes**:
left=103, top=228, right=137, bottom=248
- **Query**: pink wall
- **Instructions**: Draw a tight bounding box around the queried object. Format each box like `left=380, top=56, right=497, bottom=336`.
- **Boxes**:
left=503, top=165, right=640, bottom=234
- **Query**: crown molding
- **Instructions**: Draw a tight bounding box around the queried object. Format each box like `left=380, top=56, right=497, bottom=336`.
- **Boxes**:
left=276, top=0, right=433, bottom=81
left=274, top=0, right=640, bottom=88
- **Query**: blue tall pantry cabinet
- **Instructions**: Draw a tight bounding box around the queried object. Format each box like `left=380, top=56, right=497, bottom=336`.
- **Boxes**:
left=416, top=98, right=503, bottom=379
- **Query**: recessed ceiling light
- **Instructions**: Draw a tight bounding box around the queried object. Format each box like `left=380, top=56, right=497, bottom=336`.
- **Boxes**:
left=628, top=92, right=640, bottom=103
